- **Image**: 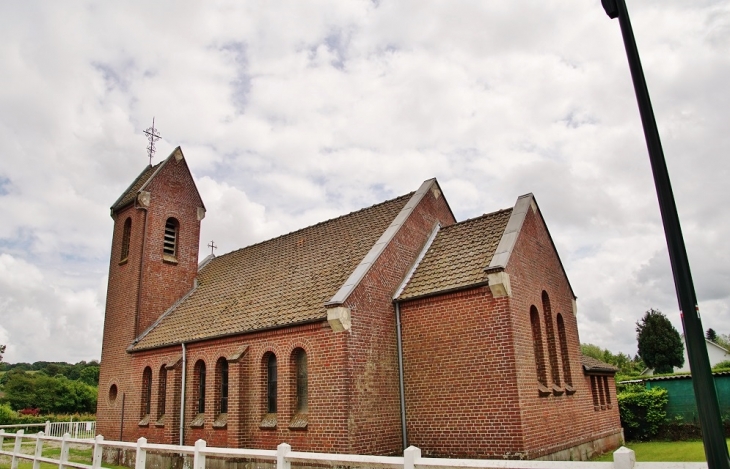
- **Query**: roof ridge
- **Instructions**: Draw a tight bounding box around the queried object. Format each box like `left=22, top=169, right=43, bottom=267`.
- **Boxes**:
left=442, top=207, right=512, bottom=229
left=212, top=191, right=415, bottom=261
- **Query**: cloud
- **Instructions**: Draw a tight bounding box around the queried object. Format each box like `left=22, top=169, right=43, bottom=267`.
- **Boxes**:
left=0, top=254, right=104, bottom=363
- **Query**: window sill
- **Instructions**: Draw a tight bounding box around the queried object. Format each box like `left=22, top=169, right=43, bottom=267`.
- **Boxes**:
left=538, top=384, right=551, bottom=397
left=155, top=414, right=165, bottom=427
left=189, top=413, right=205, bottom=428
left=213, top=413, right=228, bottom=429
left=138, top=415, right=150, bottom=427
left=564, top=384, right=576, bottom=395
left=552, top=385, right=564, bottom=396
left=259, top=413, right=277, bottom=429
left=162, top=254, right=178, bottom=265
left=288, top=413, right=308, bottom=430
left=118, top=258, right=129, bottom=266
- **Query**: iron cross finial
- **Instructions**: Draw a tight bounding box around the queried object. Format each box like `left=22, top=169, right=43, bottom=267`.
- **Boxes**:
left=208, top=240, right=218, bottom=256
left=143, top=117, right=162, bottom=165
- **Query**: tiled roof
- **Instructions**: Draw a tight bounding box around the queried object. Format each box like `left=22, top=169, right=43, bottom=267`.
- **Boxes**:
left=397, top=209, right=513, bottom=301
left=581, top=355, right=619, bottom=373
left=131, top=192, right=414, bottom=350
left=110, top=163, right=162, bottom=212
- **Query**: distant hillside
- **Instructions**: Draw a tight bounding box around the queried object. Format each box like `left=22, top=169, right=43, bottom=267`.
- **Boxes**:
left=0, top=360, right=99, bottom=386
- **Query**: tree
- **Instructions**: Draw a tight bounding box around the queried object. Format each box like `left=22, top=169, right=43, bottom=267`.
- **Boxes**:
left=714, top=333, right=730, bottom=351
left=0, top=344, right=5, bottom=363
left=636, top=309, right=684, bottom=374
left=706, top=328, right=718, bottom=342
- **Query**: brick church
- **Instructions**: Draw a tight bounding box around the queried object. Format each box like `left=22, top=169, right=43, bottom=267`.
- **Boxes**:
left=97, top=147, right=622, bottom=460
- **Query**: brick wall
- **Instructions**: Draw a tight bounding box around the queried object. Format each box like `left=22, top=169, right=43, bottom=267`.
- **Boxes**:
left=97, top=203, right=146, bottom=440
left=400, top=287, right=524, bottom=458
left=505, top=204, right=622, bottom=459
left=119, top=321, right=352, bottom=452
left=397, top=201, right=622, bottom=460
left=342, top=185, right=456, bottom=455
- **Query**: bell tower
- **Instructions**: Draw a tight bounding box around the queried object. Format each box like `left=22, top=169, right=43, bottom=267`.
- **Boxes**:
left=97, top=147, right=205, bottom=440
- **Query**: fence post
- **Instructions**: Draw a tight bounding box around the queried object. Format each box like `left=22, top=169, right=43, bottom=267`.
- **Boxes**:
left=0, top=429, right=4, bottom=448
left=404, top=446, right=421, bottom=469
left=92, top=435, right=104, bottom=469
left=11, top=429, right=24, bottom=469
left=32, top=431, right=44, bottom=469
left=193, top=439, right=206, bottom=469
left=60, top=432, right=71, bottom=469
left=613, top=446, right=636, bottom=469
left=276, top=443, right=291, bottom=469
left=135, top=437, right=147, bottom=469
left=45, top=421, right=50, bottom=435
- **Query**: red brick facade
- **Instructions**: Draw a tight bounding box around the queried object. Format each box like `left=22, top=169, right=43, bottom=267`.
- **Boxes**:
left=98, top=153, right=621, bottom=460
left=399, top=202, right=622, bottom=459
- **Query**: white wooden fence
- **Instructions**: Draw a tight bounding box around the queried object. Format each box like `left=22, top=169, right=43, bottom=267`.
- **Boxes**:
left=0, top=421, right=96, bottom=439
left=0, top=429, right=709, bottom=469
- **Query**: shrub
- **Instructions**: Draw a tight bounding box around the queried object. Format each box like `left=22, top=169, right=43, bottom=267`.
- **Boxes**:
left=712, top=360, right=730, bottom=372
left=0, top=403, right=16, bottom=425
left=618, top=386, right=669, bottom=441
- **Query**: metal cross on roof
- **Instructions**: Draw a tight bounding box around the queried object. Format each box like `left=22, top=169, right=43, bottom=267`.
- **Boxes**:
left=208, top=240, right=217, bottom=256
left=143, top=117, right=162, bottom=166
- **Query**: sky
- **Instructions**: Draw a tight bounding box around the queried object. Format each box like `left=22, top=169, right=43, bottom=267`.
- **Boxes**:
left=0, top=0, right=728, bottom=364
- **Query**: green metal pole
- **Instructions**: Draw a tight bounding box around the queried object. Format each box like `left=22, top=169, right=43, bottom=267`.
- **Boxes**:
left=601, top=0, right=729, bottom=467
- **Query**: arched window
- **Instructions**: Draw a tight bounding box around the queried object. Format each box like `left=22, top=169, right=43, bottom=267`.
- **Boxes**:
left=120, top=218, right=132, bottom=262
left=163, top=218, right=179, bottom=258
left=266, top=354, right=277, bottom=413
left=542, top=291, right=560, bottom=386
left=194, top=360, right=206, bottom=414
left=216, top=358, right=229, bottom=415
left=141, top=367, right=152, bottom=417
left=157, top=365, right=167, bottom=419
left=602, top=376, right=611, bottom=407
left=556, top=314, right=573, bottom=387
left=530, top=306, right=548, bottom=388
left=293, top=349, right=308, bottom=413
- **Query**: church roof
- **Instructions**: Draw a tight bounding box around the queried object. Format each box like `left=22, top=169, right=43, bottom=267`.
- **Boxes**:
left=130, top=192, right=414, bottom=351
left=396, top=208, right=513, bottom=301
left=110, top=162, right=162, bottom=212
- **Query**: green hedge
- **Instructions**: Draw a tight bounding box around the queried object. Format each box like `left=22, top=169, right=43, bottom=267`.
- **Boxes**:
left=0, top=404, right=95, bottom=426
left=618, top=385, right=668, bottom=441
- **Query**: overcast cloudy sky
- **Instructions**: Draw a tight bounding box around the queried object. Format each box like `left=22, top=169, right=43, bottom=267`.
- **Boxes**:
left=0, top=0, right=728, bottom=364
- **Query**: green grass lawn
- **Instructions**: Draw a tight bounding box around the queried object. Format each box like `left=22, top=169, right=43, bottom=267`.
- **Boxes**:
left=593, top=439, right=730, bottom=462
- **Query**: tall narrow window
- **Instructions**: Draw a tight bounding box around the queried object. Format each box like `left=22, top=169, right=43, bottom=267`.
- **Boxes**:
left=590, top=376, right=600, bottom=409
left=120, top=218, right=132, bottom=262
left=163, top=218, right=179, bottom=258
left=597, top=375, right=606, bottom=408
left=141, top=367, right=152, bottom=417
left=194, top=360, right=206, bottom=414
left=216, top=358, right=229, bottom=414
left=267, top=354, right=277, bottom=413
left=157, top=365, right=167, bottom=419
left=556, top=314, right=573, bottom=387
left=542, top=291, right=560, bottom=386
left=602, top=376, right=611, bottom=407
left=294, top=349, right=308, bottom=413
left=530, top=306, right=548, bottom=388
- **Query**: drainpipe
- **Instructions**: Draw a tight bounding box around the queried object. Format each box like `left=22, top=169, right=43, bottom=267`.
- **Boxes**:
left=179, top=343, right=187, bottom=446
left=394, top=301, right=408, bottom=450
left=119, top=393, right=126, bottom=441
